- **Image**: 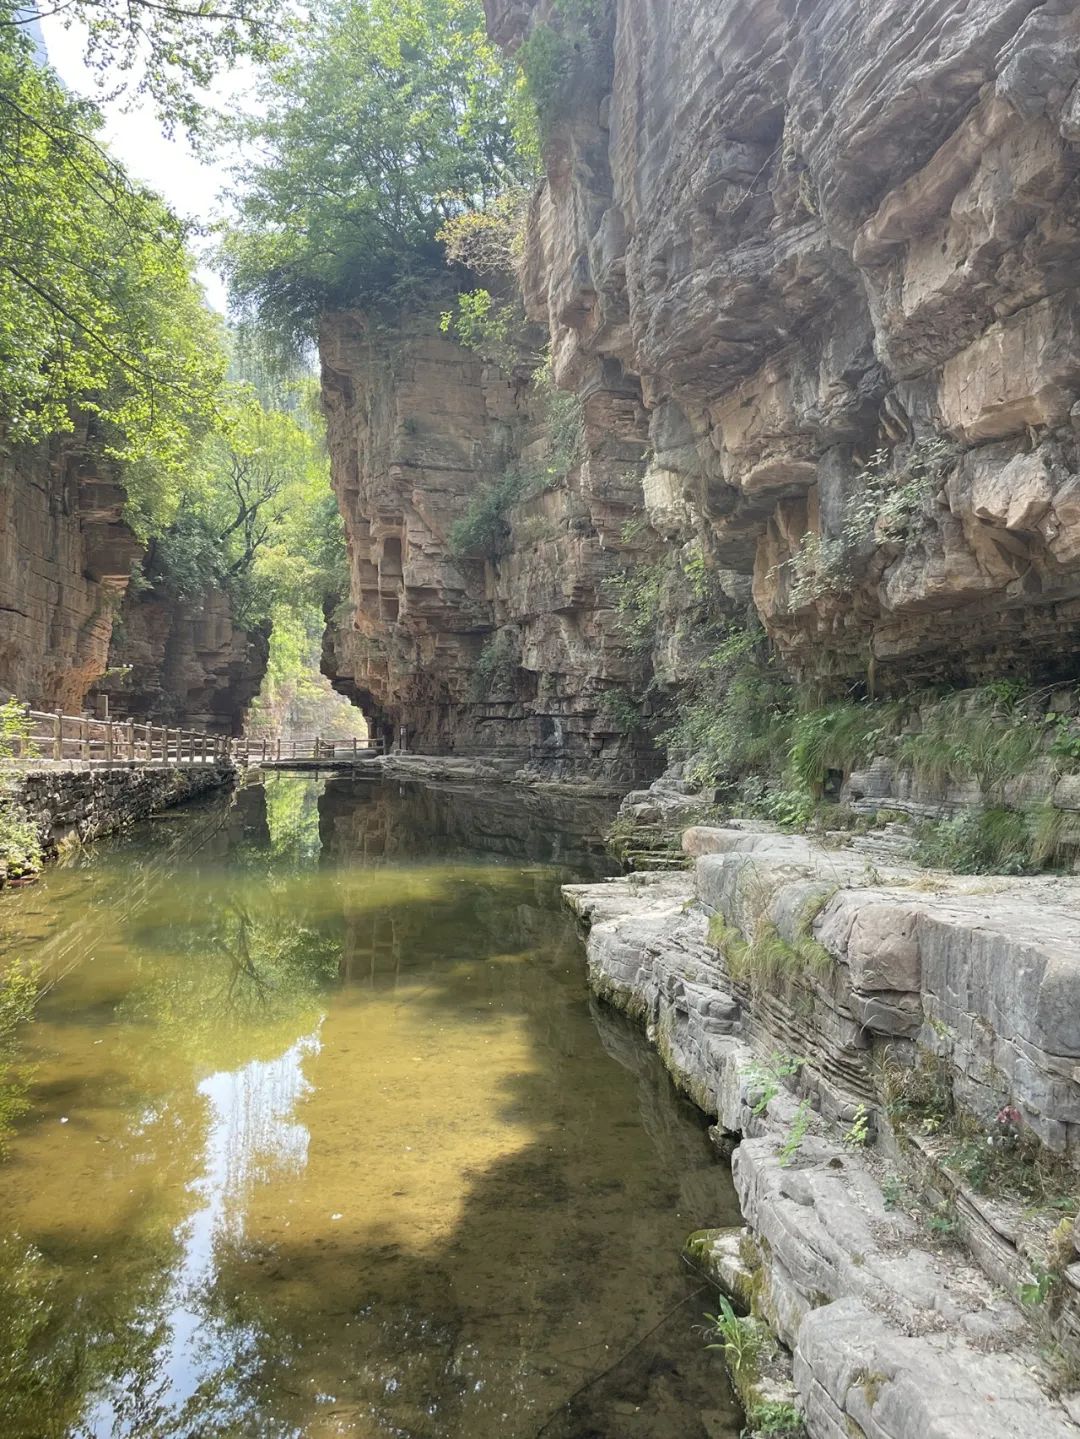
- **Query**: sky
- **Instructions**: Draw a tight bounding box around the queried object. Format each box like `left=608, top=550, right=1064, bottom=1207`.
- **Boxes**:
left=38, top=13, right=248, bottom=312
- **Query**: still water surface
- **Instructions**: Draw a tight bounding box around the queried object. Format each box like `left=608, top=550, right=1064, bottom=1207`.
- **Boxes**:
left=0, top=775, right=741, bottom=1438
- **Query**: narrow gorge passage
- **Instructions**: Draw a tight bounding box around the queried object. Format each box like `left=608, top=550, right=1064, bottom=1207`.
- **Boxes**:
left=0, top=776, right=742, bottom=1438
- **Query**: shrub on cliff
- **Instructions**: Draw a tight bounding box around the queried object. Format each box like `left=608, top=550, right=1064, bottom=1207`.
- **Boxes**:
left=221, top=0, right=530, bottom=352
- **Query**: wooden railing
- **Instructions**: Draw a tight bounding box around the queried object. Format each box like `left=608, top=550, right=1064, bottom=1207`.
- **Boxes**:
left=18, top=710, right=231, bottom=767
left=235, top=735, right=383, bottom=764
left=5, top=708, right=383, bottom=769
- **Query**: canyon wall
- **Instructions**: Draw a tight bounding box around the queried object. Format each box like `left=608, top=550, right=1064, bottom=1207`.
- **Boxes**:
left=319, top=310, right=664, bottom=780
left=90, top=585, right=270, bottom=736
left=0, top=438, right=141, bottom=713
left=496, top=0, right=1080, bottom=692
left=0, top=441, right=267, bottom=732
left=324, top=0, right=1080, bottom=777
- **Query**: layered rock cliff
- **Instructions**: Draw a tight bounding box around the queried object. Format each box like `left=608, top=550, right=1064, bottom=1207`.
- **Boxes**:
left=319, top=309, right=661, bottom=780
left=0, top=439, right=268, bottom=732
left=90, top=583, right=270, bottom=735
left=499, top=0, right=1080, bottom=691
left=323, top=0, right=1080, bottom=777
left=0, top=437, right=141, bottom=713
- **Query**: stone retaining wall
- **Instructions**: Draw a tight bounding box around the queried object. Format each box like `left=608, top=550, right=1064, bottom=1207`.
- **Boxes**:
left=13, top=764, right=235, bottom=855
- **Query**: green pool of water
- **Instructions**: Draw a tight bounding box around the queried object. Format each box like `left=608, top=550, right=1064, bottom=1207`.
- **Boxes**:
left=0, top=774, right=741, bottom=1438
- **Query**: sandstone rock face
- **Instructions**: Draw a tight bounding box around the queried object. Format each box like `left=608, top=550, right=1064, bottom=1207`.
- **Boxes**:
left=90, top=585, right=270, bottom=735
left=0, top=439, right=141, bottom=711
left=319, top=309, right=661, bottom=780
left=486, top=0, right=1080, bottom=691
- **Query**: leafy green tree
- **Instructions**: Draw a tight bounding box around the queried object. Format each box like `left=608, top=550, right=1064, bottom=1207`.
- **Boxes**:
left=146, top=381, right=343, bottom=624
left=0, top=27, right=226, bottom=532
left=2, top=0, right=280, bottom=135
left=220, top=0, right=527, bottom=351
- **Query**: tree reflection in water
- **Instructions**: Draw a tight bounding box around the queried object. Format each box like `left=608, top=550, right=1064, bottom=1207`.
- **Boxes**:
left=0, top=777, right=742, bottom=1439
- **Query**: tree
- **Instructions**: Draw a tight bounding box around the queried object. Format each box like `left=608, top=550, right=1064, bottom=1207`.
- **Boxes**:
left=220, top=0, right=529, bottom=353
left=2, top=0, right=280, bottom=135
left=0, top=26, right=226, bottom=531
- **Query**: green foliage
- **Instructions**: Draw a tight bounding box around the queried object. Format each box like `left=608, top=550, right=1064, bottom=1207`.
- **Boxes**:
left=0, top=703, right=40, bottom=882
left=843, top=1103, right=871, bottom=1149
left=775, top=438, right=953, bottom=607
left=661, top=625, right=794, bottom=787
left=440, top=288, right=519, bottom=364
left=788, top=702, right=901, bottom=795
left=222, top=0, right=527, bottom=351
left=778, top=1099, right=812, bottom=1167
left=741, top=1051, right=804, bottom=1117
left=246, top=605, right=368, bottom=740
left=139, top=377, right=342, bottom=626
left=0, top=30, right=225, bottom=530
left=704, top=1294, right=765, bottom=1387
left=606, top=556, right=668, bottom=650
left=1020, top=1267, right=1058, bottom=1308
left=450, top=465, right=530, bottom=558
left=897, top=689, right=1045, bottom=802
left=912, top=807, right=1034, bottom=875
left=471, top=629, right=520, bottom=699
left=12, top=0, right=280, bottom=138
left=595, top=689, right=643, bottom=734
left=516, top=0, right=607, bottom=142
left=745, top=1399, right=807, bottom=1438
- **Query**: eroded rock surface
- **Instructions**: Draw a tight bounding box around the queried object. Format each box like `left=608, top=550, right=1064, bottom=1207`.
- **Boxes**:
left=0, top=439, right=140, bottom=711
left=90, top=584, right=270, bottom=735
left=319, top=310, right=659, bottom=779
left=565, top=844, right=1080, bottom=1438
left=486, top=0, right=1080, bottom=691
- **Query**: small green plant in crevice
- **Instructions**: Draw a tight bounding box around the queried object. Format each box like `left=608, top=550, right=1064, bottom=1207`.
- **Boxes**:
left=742, top=1051, right=805, bottom=1117
left=470, top=629, right=520, bottom=700
left=926, top=1199, right=961, bottom=1242
left=772, top=436, right=954, bottom=608
left=778, top=1099, right=812, bottom=1167
left=595, top=688, right=644, bottom=735
left=843, top=1103, right=871, bottom=1149
left=881, top=1175, right=905, bottom=1210
left=744, top=1399, right=807, bottom=1438
left=709, top=901, right=832, bottom=997
left=704, top=1293, right=765, bottom=1388
left=605, top=553, right=670, bottom=652
left=449, top=466, right=531, bottom=559
left=1020, top=1266, right=1059, bottom=1309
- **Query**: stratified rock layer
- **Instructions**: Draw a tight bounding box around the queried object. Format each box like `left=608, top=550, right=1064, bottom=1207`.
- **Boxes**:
left=0, top=439, right=140, bottom=711
left=319, top=310, right=657, bottom=780
left=565, top=835, right=1080, bottom=1439
left=91, top=585, right=270, bottom=735
left=488, top=0, right=1080, bottom=691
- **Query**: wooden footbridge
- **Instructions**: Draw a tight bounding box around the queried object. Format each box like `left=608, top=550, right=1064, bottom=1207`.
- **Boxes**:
left=9, top=708, right=382, bottom=770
